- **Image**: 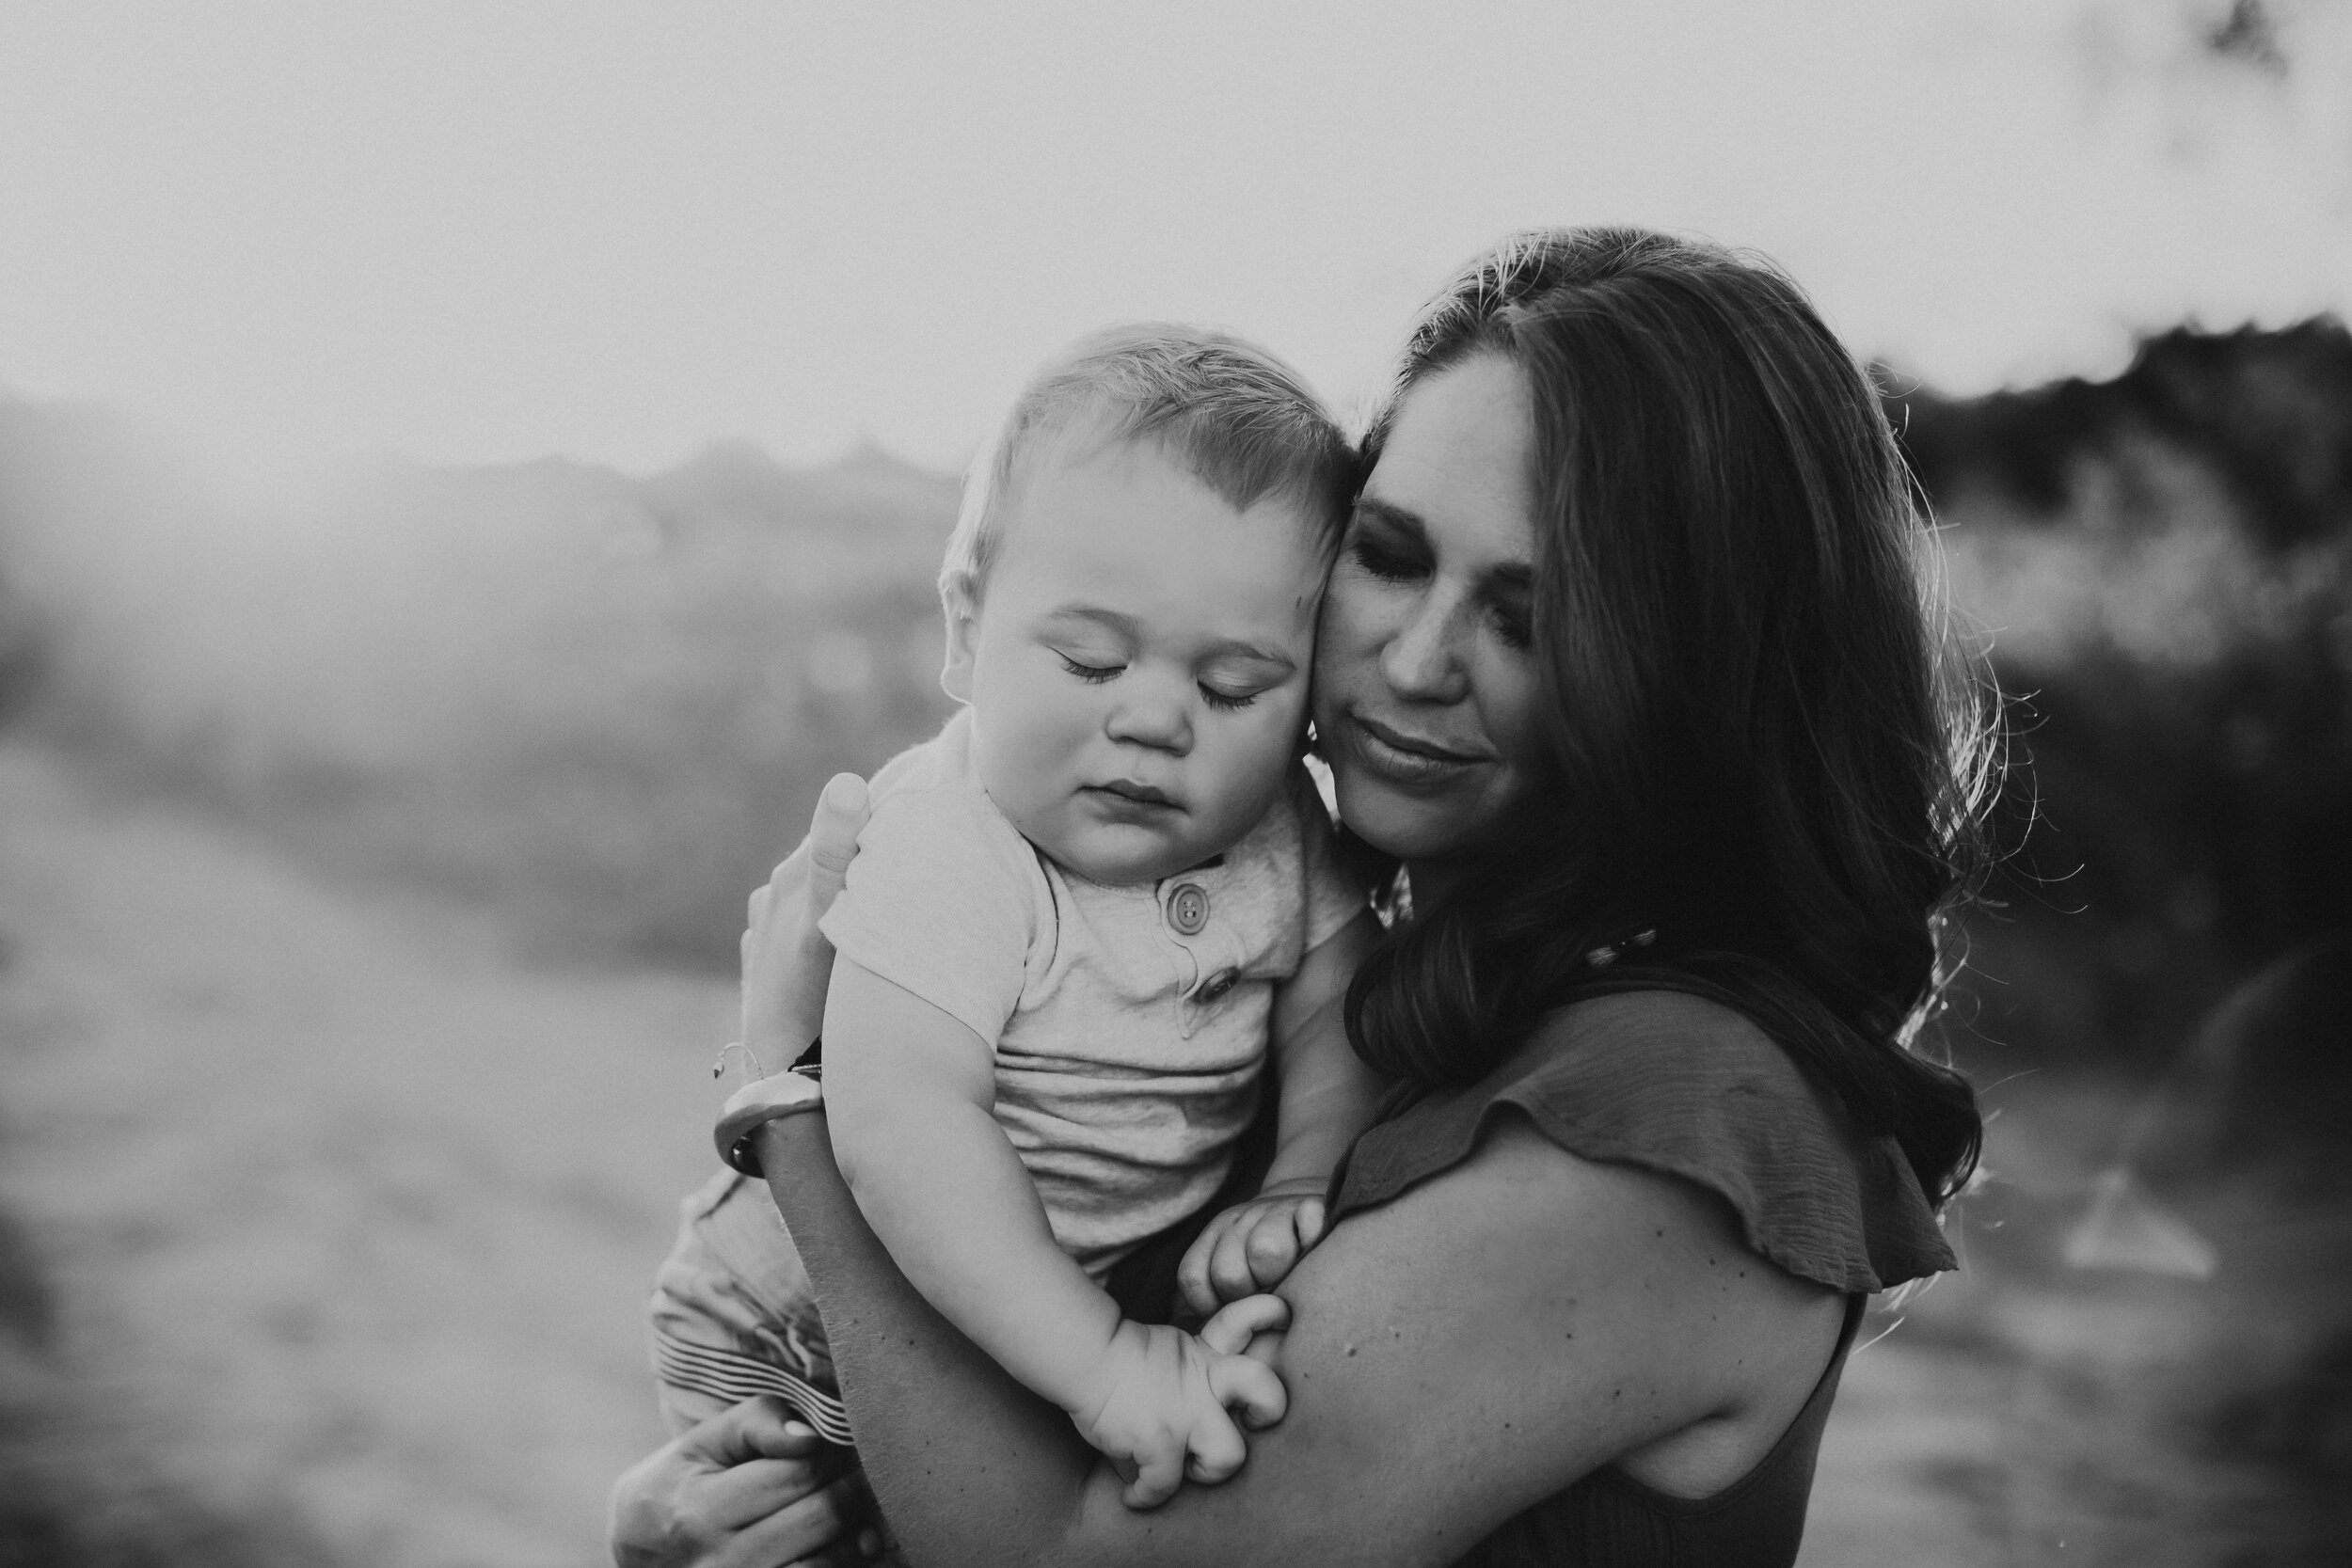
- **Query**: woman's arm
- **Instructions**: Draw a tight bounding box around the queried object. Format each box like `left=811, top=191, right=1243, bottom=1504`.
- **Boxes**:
left=758, top=1104, right=1843, bottom=1567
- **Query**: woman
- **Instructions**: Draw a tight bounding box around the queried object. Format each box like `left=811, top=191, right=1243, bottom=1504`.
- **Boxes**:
left=613, top=226, right=1994, bottom=1567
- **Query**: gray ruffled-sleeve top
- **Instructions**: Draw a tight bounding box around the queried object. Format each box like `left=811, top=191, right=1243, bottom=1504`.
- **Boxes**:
left=1327, top=989, right=1957, bottom=1567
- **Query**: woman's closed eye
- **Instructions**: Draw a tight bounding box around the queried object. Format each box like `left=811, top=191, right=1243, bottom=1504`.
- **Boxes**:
left=1489, top=600, right=1533, bottom=652
left=1348, top=531, right=1427, bottom=584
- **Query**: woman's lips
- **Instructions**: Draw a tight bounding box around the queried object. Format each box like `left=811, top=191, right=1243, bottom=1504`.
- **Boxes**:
left=1341, top=711, right=1490, bottom=787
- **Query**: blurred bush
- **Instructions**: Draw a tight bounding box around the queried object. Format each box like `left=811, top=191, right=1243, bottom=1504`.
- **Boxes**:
left=1889, top=320, right=2352, bottom=1070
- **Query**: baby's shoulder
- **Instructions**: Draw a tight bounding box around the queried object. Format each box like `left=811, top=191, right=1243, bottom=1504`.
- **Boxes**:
left=843, top=717, right=1048, bottom=911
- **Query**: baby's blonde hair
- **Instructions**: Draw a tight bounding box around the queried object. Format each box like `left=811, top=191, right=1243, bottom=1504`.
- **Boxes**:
left=941, top=324, right=1356, bottom=608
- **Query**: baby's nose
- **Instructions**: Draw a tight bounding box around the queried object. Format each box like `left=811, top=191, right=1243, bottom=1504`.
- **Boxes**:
left=1104, top=683, right=1194, bottom=753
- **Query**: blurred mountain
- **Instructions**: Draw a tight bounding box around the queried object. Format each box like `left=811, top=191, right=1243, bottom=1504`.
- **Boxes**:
left=0, top=405, right=959, bottom=966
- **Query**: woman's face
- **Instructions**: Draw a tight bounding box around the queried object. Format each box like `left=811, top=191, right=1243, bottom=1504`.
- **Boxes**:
left=1313, top=353, right=1544, bottom=870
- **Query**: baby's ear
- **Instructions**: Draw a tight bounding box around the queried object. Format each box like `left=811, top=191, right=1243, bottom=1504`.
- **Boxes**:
left=939, top=573, right=981, bottom=705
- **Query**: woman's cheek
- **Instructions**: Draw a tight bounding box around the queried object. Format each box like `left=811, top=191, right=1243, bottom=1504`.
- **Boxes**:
left=1311, top=576, right=1379, bottom=708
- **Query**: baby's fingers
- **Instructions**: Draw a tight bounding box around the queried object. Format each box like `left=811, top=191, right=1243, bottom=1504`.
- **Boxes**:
left=1184, top=1402, right=1249, bottom=1487
left=1293, top=1195, right=1327, bottom=1251
left=1176, top=1222, right=1231, bottom=1320
left=1120, top=1439, right=1186, bottom=1512
left=1199, top=1292, right=1289, bottom=1355
left=1207, top=1220, right=1263, bottom=1305
left=1243, top=1210, right=1302, bottom=1291
left=1207, top=1348, right=1288, bottom=1432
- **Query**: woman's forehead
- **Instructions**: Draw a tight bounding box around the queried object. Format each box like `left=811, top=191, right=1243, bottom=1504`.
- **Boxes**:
left=1365, top=356, right=1538, bottom=562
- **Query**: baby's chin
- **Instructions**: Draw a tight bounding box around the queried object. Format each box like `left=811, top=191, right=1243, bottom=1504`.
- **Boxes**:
left=1007, top=803, right=1232, bottom=888
left=1025, top=819, right=1208, bottom=887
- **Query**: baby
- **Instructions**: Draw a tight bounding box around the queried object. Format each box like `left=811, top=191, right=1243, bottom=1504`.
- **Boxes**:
left=648, top=325, right=1386, bottom=1508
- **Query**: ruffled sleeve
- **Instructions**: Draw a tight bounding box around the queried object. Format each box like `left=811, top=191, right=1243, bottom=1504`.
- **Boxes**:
left=1328, top=990, right=1956, bottom=1292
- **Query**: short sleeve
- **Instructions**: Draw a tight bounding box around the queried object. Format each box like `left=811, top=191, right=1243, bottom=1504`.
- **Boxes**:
left=1329, top=991, right=1958, bottom=1293
left=817, top=784, right=1042, bottom=1045
left=1291, top=764, right=1369, bottom=951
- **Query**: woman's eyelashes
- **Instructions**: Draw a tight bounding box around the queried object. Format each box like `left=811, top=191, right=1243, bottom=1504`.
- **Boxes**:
left=1350, top=521, right=1534, bottom=652
left=1347, top=530, right=1427, bottom=583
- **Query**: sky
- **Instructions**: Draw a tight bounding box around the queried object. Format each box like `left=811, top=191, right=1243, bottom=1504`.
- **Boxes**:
left=2, top=0, right=2348, bottom=480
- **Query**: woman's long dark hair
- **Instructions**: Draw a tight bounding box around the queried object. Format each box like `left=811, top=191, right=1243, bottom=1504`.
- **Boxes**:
left=1343, top=229, right=1998, bottom=1208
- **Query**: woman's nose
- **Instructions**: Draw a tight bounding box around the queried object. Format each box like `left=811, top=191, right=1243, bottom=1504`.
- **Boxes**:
left=1380, top=595, right=1470, bottom=704
left=1104, top=680, right=1194, bottom=753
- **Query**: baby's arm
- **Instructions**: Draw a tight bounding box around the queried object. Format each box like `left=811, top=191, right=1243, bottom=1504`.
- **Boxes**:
left=822, top=955, right=1281, bottom=1509
left=1180, top=912, right=1387, bottom=1316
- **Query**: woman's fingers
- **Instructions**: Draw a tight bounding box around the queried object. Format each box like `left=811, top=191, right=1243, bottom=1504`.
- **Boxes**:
left=699, top=1455, right=840, bottom=1531
left=708, top=1471, right=872, bottom=1568
left=682, top=1398, right=830, bottom=1468
left=1198, top=1292, right=1289, bottom=1355
left=803, top=772, right=868, bottom=919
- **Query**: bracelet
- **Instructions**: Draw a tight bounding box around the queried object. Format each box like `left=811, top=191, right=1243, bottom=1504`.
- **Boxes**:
left=714, top=1069, right=825, bottom=1178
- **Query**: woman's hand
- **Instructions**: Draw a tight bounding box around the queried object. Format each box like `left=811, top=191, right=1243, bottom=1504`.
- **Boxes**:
left=608, top=1397, right=880, bottom=1568
left=1176, top=1178, right=1331, bottom=1318
left=740, top=773, right=870, bottom=1072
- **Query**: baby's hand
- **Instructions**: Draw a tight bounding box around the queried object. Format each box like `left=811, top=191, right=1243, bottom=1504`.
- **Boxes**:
left=1177, top=1179, right=1329, bottom=1319
left=1072, top=1320, right=1287, bottom=1510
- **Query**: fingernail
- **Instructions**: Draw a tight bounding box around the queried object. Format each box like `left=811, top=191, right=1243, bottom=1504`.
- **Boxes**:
left=783, top=1419, right=815, bottom=1438
left=858, top=1527, right=882, bottom=1558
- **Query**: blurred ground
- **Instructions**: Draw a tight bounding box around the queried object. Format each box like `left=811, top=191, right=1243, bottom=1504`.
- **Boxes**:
left=0, top=738, right=2336, bottom=1566
left=0, top=740, right=721, bottom=1567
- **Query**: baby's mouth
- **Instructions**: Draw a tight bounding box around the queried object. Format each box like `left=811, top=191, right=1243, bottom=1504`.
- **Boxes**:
left=1086, top=780, right=1180, bottom=810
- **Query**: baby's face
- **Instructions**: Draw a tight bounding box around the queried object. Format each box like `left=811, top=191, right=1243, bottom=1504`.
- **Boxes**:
left=950, top=439, right=1328, bottom=885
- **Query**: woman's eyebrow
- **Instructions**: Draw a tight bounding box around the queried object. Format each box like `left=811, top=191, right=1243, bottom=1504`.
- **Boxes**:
left=1484, top=562, right=1534, bottom=598
left=1352, top=495, right=1424, bottom=535
left=1359, top=496, right=1533, bottom=597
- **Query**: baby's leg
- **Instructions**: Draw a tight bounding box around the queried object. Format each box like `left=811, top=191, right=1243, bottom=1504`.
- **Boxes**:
left=646, top=1168, right=852, bottom=1444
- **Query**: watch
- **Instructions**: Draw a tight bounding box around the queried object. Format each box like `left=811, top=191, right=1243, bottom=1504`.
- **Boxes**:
left=714, top=1069, right=825, bottom=1178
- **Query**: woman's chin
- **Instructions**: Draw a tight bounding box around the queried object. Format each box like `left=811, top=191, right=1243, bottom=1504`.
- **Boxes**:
left=1332, top=774, right=1488, bottom=866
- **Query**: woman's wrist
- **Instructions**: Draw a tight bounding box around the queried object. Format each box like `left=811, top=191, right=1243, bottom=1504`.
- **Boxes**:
left=715, top=1069, right=824, bottom=1177
left=750, top=1106, right=834, bottom=1182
